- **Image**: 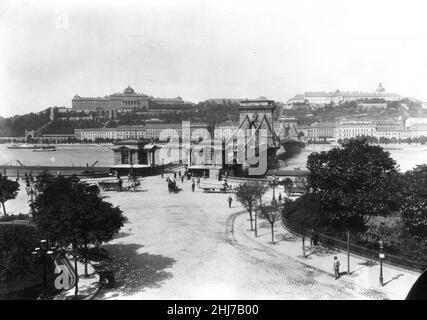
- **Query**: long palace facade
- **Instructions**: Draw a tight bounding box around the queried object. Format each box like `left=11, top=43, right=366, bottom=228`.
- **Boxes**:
left=72, top=86, right=186, bottom=111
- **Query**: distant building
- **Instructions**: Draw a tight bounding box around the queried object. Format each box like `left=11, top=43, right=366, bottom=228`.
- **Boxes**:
left=288, top=83, right=401, bottom=107
left=214, top=121, right=239, bottom=139
left=72, top=86, right=192, bottom=112
left=336, top=120, right=376, bottom=140
left=152, top=97, right=184, bottom=105
left=305, top=122, right=337, bottom=141
left=405, top=117, right=427, bottom=129
left=205, top=98, right=245, bottom=105
left=75, top=123, right=209, bottom=142
left=40, top=133, right=76, bottom=143
left=72, top=86, right=149, bottom=112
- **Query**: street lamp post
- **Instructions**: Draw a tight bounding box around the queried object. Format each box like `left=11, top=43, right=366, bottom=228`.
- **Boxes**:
left=379, top=240, right=385, bottom=286
left=25, top=174, right=36, bottom=204
left=26, top=182, right=36, bottom=204
left=269, top=173, right=278, bottom=201
left=32, top=239, right=56, bottom=286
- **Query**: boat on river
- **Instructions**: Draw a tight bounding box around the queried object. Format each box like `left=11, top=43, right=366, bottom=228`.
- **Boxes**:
left=32, top=145, right=56, bottom=152
left=7, top=144, right=37, bottom=150
left=7, top=144, right=56, bottom=151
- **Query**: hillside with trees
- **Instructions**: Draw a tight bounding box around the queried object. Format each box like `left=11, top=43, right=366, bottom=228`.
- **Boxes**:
left=0, top=109, right=51, bottom=137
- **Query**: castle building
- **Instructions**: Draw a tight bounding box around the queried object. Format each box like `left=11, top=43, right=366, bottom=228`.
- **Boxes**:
left=72, top=86, right=149, bottom=112
left=288, top=83, right=401, bottom=107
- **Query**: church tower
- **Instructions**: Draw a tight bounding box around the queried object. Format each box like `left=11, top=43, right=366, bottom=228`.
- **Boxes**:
left=376, top=82, right=386, bottom=93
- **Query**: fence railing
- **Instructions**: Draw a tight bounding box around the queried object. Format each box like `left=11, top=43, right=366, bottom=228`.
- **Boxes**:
left=282, top=217, right=425, bottom=273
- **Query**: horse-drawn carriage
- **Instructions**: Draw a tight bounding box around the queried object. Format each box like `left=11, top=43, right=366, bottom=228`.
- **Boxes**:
left=98, top=178, right=141, bottom=192
left=98, top=180, right=120, bottom=191
left=167, top=177, right=180, bottom=193
left=199, top=181, right=234, bottom=193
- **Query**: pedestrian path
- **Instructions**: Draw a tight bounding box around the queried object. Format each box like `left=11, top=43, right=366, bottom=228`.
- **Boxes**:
left=234, top=212, right=420, bottom=300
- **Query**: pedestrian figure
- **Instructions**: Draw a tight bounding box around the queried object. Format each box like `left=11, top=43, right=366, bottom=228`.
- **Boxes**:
left=118, top=178, right=123, bottom=192
left=192, top=181, right=195, bottom=192
left=312, top=231, right=319, bottom=246
left=333, top=256, right=340, bottom=279
left=227, top=195, right=233, bottom=208
left=181, top=175, right=184, bottom=183
left=223, top=180, right=229, bottom=191
left=174, top=172, right=177, bottom=179
left=179, top=170, right=181, bottom=177
left=278, top=193, right=282, bottom=202
left=161, top=170, right=164, bottom=178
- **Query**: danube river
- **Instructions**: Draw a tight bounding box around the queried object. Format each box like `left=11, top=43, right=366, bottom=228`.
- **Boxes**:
left=0, top=144, right=114, bottom=167
left=1, top=143, right=426, bottom=172
left=284, top=144, right=427, bottom=172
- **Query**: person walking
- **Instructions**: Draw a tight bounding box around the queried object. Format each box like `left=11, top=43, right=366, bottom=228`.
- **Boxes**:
left=181, top=175, right=184, bottom=183
left=333, top=256, right=341, bottom=279
left=192, top=180, right=195, bottom=192
left=278, top=193, right=282, bottom=202
left=118, top=177, right=123, bottom=192
left=179, top=170, right=181, bottom=177
left=174, top=172, right=177, bottom=179
left=227, top=195, right=233, bottom=208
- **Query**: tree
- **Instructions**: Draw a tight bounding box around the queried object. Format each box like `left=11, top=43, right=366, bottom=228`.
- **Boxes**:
left=0, top=225, right=39, bottom=282
left=0, top=175, right=20, bottom=216
left=258, top=201, right=282, bottom=244
left=307, top=139, right=401, bottom=233
left=400, top=165, right=427, bottom=240
left=30, top=175, right=127, bottom=295
left=234, top=182, right=268, bottom=231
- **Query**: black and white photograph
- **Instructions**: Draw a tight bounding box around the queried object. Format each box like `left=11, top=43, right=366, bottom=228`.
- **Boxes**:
left=1, top=0, right=427, bottom=307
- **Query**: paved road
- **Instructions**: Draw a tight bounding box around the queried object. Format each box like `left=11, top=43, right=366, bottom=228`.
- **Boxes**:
left=96, top=174, right=386, bottom=300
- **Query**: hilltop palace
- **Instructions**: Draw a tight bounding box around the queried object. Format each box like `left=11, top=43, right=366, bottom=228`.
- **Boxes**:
left=72, top=86, right=186, bottom=112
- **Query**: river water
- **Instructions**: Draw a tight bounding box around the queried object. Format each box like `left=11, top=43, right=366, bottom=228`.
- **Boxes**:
left=0, top=144, right=114, bottom=167
left=1, top=143, right=426, bottom=172
left=284, top=144, right=427, bottom=172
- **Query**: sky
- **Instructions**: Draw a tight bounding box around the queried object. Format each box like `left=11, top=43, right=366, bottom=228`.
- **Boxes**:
left=1, top=0, right=427, bottom=117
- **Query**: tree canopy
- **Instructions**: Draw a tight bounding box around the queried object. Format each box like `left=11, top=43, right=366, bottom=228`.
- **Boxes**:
left=258, top=201, right=282, bottom=244
left=0, top=225, right=39, bottom=282
left=400, top=165, right=427, bottom=239
left=306, top=139, right=401, bottom=232
left=30, top=174, right=127, bottom=294
left=234, top=182, right=269, bottom=231
left=0, top=175, right=20, bottom=215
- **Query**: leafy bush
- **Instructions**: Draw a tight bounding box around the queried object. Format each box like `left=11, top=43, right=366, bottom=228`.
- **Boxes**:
left=0, top=213, right=31, bottom=222
left=0, top=225, right=39, bottom=281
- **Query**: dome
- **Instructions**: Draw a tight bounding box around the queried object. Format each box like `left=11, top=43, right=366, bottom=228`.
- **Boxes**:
left=376, top=82, right=386, bottom=93
left=124, top=86, right=135, bottom=94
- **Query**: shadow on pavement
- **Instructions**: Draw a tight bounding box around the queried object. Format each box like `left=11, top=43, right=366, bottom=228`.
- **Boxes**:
left=113, top=231, right=132, bottom=240
left=305, top=245, right=338, bottom=257
left=96, top=243, right=176, bottom=298
left=383, top=273, right=404, bottom=286
left=280, top=233, right=299, bottom=242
